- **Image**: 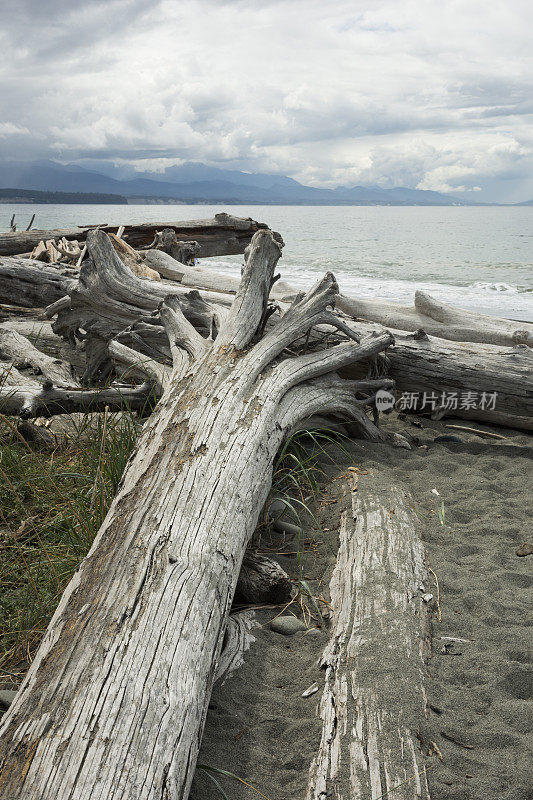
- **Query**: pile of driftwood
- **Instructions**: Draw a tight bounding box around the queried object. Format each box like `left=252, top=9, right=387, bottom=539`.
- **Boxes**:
left=0, top=213, right=531, bottom=430
left=0, top=214, right=531, bottom=799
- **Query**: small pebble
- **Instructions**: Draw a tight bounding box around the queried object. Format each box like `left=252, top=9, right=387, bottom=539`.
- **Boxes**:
left=302, top=682, right=319, bottom=698
left=270, top=616, right=306, bottom=636
left=516, top=543, right=533, bottom=557
left=0, top=690, right=17, bottom=711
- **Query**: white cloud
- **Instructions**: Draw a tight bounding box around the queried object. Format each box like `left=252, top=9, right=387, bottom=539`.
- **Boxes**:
left=0, top=0, right=532, bottom=200
left=0, top=123, right=30, bottom=137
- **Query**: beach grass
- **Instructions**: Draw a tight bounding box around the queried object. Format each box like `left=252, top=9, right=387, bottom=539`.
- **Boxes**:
left=0, top=415, right=342, bottom=687
left=0, top=410, right=137, bottom=684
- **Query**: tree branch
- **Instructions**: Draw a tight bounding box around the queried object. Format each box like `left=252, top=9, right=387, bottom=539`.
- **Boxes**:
left=0, top=326, right=78, bottom=388
left=108, top=340, right=171, bottom=394
left=0, top=382, right=156, bottom=419
left=264, top=332, right=394, bottom=400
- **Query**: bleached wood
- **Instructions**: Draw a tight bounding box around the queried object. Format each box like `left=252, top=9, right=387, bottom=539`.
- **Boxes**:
left=214, top=611, right=256, bottom=686
left=307, top=481, right=432, bottom=800
left=108, top=233, right=161, bottom=281
left=39, top=241, right=531, bottom=428
left=340, top=321, right=533, bottom=430
left=29, top=240, right=48, bottom=262
left=0, top=326, right=78, bottom=388
left=0, top=380, right=155, bottom=418
left=0, top=229, right=391, bottom=800
left=51, top=233, right=230, bottom=381
left=336, top=292, right=533, bottom=348
left=0, top=257, right=77, bottom=308
left=414, top=290, right=533, bottom=346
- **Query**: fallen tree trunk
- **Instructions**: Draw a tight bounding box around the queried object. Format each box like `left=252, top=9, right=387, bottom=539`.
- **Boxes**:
left=341, top=323, right=533, bottom=431
left=0, top=257, right=77, bottom=308
left=336, top=291, right=533, bottom=348
left=0, top=229, right=393, bottom=800
left=124, top=255, right=533, bottom=349
left=45, top=246, right=532, bottom=429
left=0, top=213, right=283, bottom=258
left=307, top=479, right=432, bottom=800
left=0, top=610, right=256, bottom=711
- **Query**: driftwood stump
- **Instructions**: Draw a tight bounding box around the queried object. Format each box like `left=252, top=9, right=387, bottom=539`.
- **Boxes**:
left=0, top=229, right=393, bottom=800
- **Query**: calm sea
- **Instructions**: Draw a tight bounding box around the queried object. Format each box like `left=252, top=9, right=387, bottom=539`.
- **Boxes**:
left=3, top=203, right=532, bottom=321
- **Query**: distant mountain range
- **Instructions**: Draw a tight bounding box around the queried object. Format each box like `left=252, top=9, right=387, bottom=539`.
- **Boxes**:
left=0, top=187, right=127, bottom=204
left=0, top=159, right=482, bottom=205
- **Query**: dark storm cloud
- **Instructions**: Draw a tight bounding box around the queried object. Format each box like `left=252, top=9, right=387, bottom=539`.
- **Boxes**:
left=0, top=0, right=532, bottom=200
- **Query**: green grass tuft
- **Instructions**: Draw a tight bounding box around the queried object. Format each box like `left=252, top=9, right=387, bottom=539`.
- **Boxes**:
left=0, top=411, right=137, bottom=684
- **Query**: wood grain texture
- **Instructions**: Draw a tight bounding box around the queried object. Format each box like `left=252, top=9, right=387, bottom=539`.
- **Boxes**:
left=0, top=229, right=391, bottom=800
left=307, top=480, right=432, bottom=800
left=0, top=257, right=76, bottom=308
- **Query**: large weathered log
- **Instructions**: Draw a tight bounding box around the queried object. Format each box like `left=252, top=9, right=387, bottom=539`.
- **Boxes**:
left=0, top=229, right=393, bottom=800
left=341, top=322, right=533, bottom=431
left=0, top=213, right=283, bottom=258
left=307, top=480, right=432, bottom=800
left=0, top=257, right=77, bottom=308
left=0, top=611, right=255, bottom=711
left=337, top=291, right=533, bottom=348
left=51, top=235, right=232, bottom=382
left=45, top=238, right=532, bottom=430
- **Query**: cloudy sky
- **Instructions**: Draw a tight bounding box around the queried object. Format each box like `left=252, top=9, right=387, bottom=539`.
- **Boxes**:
left=1, top=0, right=532, bottom=201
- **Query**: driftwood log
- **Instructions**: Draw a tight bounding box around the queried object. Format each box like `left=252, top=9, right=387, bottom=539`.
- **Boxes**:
left=307, top=479, right=432, bottom=800
left=0, top=229, right=394, bottom=799
left=48, top=250, right=532, bottom=429
left=340, top=322, right=533, bottom=431
left=2, top=244, right=531, bottom=429
left=337, top=291, right=533, bottom=348
left=0, top=213, right=283, bottom=258
left=111, top=256, right=533, bottom=349
left=0, top=257, right=77, bottom=308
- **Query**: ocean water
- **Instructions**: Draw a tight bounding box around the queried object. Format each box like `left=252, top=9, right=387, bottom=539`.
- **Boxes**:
left=3, top=203, right=532, bottom=321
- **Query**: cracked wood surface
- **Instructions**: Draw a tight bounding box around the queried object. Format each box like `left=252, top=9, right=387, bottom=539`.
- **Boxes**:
left=307, top=480, right=432, bottom=800
left=0, top=229, right=393, bottom=800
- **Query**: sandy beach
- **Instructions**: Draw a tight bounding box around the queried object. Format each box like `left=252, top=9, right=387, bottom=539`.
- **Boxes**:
left=192, top=414, right=532, bottom=800
left=0, top=301, right=531, bottom=798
